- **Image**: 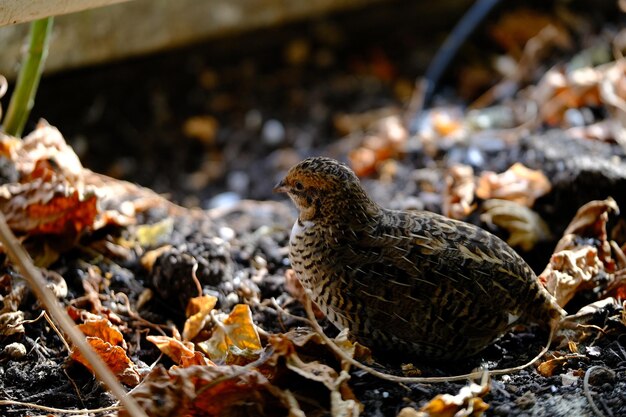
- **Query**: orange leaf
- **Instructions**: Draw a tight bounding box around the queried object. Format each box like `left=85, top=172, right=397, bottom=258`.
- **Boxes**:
left=183, top=295, right=218, bottom=341
left=71, top=337, right=140, bottom=386
left=77, top=317, right=126, bottom=349
left=199, top=304, right=262, bottom=364
left=223, top=304, right=263, bottom=352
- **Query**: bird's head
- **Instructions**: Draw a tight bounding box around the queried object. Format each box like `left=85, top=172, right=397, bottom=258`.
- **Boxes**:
left=274, top=157, right=379, bottom=222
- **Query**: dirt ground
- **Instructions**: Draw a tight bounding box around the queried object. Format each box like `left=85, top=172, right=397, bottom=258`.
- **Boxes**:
left=1, top=1, right=625, bottom=416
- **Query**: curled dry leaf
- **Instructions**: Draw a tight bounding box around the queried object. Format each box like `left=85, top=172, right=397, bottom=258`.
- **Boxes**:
left=443, top=164, right=476, bottom=220
left=533, top=66, right=601, bottom=126
left=121, top=364, right=305, bottom=417
left=183, top=294, right=218, bottom=341
left=541, top=198, right=621, bottom=304
left=0, top=311, right=25, bottom=337
left=476, top=163, right=551, bottom=207
left=537, top=354, right=573, bottom=377
left=562, top=198, right=618, bottom=242
left=70, top=314, right=141, bottom=385
left=599, top=59, right=626, bottom=148
left=0, top=122, right=169, bottom=245
left=71, top=336, right=141, bottom=386
left=198, top=304, right=262, bottom=365
left=348, top=114, right=408, bottom=177
left=0, top=123, right=98, bottom=236
left=147, top=335, right=214, bottom=367
left=268, top=332, right=362, bottom=415
left=77, top=317, right=127, bottom=349
left=480, top=199, right=551, bottom=251
left=540, top=246, right=603, bottom=308
left=398, top=380, right=490, bottom=417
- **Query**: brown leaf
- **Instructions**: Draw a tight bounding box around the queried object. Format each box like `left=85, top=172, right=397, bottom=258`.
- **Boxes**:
left=77, top=317, right=127, bottom=349
left=147, top=335, right=213, bottom=367
left=561, top=198, right=618, bottom=243
left=198, top=304, right=262, bottom=365
left=183, top=295, right=218, bottom=341
left=121, top=364, right=305, bottom=417
left=480, top=199, right=551, bottom=251
left=443, top=164, right=476, bottom=220
left=416, top=380, right=490, bottom=417
left=476, top=163, right=551, bottom=207
left=71, top=337, right=140, bottom=386
left=540, top=246, right=603, bottom=307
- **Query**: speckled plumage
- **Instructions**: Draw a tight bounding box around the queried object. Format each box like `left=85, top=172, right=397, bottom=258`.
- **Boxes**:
left=275, top=157, right=564, bottom=360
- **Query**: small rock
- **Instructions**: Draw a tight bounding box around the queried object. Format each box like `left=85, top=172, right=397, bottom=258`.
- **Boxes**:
left=492, top=404, right=512, bottom=416
left=4, top=342, right=26, bottom=359
left=561, top=371, right=579, bottom=386
left=516, top=391, right=536, bottom=409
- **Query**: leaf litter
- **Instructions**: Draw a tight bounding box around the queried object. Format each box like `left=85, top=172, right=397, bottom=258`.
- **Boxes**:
left=1, top=3, right=626, bottom=417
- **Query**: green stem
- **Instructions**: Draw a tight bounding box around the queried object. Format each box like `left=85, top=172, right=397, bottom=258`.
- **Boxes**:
left=2, top=17, right=54, bottom=137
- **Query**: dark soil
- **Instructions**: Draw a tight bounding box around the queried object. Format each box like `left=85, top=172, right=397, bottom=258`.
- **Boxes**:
left=1, top=1, right=625, bottom=416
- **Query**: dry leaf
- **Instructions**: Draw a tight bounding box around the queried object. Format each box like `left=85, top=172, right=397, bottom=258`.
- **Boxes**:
left=348, top=115, right=408, bottom=177
left=443, top=164, right=476, bottom=220
left=71, top=337, right=140, bottom=386
left=480, top=199, right=551, bottom=251
left=147, top=335, right=213, bottom=367
left=0, top=311, right=25, bottom=337
left=560, top=198, right=618, bottom=245
left=121, top=364, right=305, bottom=417
left=537, top=354, right=569, bottom=377
left=553, top=198, right=619, bottom=273
left=268, top=332, right=362, bottom=416
left=198, top=304, right=262, bottom=364
left=77, top=317, right=127, bottom=349
left=416, top=380, right=490, bottom=417
left=476, top=163, right=551, bottom=207
left=135, top=218, right=174, bottom=247
left=183, top=295, right=218, bottom=341
left=182, top=115, right=219, bottom=144
left=540, top=246, right=602, bottom=307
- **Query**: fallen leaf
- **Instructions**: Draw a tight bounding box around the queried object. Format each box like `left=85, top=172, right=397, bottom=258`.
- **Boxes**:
left=416, top=380, right=490, bottom=417
left=480, top=199, right=551, bottom=251
left=134, top=218, right=174, bottom=247
left=147, top=335, right=213, bottom=367
left=0, top=311, right=25, bottom=337
left=443, top=164, right=476, bottom=220
left=71, top=337, right=140, bottom=386
left=120, top=364, right=305, bottom=417
left=77, top=317, right=127, bottom=349
left=198, top=304, right=262, bottom=365
left=183, top=295, right=218, bottom=341
left=540, top=246, right=603, bottom=307
left=476, top=163, right=551, bottom=207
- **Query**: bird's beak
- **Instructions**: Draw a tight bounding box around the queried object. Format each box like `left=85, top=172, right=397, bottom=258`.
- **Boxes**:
left=273, top=179, right=288, bottom=193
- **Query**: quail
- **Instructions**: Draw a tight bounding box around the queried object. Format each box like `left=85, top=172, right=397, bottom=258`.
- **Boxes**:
left=275, top=157, right=564, bottom=360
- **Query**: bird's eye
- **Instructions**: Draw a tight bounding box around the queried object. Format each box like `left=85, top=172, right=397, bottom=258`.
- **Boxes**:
left=294, top=181, right=304, bottom=191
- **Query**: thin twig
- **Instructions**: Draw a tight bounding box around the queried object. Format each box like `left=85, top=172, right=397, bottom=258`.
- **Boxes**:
left=43, top=310, right=71, bottom=353
left=190, top=261, right=203, bottom=297
left=0, top=400, right=120, bottom=414
left=270, top=297, right=311, bottom=324
left=583, top=366, right=610, bottom=417
left=0, top=212, right=148, bottom=417
left=302, top=289, right=555, bottom=383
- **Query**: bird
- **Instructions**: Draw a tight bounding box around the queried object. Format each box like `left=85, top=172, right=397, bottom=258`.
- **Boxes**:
left=274, top=156, right=565, bottom=360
